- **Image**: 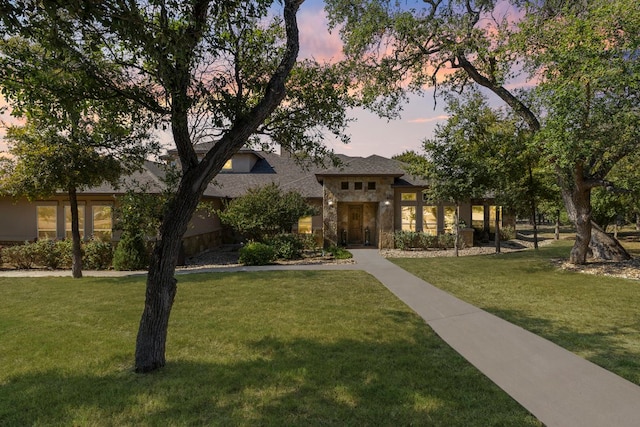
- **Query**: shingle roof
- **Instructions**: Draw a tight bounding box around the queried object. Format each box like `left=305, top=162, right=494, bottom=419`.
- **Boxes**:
left=73, top=150, right=429, bottom=198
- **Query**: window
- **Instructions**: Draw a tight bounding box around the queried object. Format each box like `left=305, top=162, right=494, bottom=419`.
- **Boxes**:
left=422, top=206, right=438, bottom=236
left=401, top=192, right=417, bottom=201
left=222, top=159, right=233, bottom=170
left=367, top=182, right=376, bottom=190
left=297, top=216, right=312, bottom=234
left=64, top=205, right=85, bottom=240
left=354, top=182, right=363, bottom=190
left=489, top=206, right=502, bottom=233
left=443, top=206, right=456, bottom=233
left=341, top=181, right=349, bottom=190
left=92, top=205, right=113, bottom=241
left=401, top=206, right=416, bottom=231
left=472, top=205, right=484, bottom=230
left=37, top=205, right=57, bottom=240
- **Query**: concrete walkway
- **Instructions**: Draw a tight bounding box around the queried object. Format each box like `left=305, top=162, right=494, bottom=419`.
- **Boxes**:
left=3, top=250, right=640, bottom=425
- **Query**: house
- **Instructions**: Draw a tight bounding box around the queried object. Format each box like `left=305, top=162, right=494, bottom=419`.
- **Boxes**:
left=0, top=146, right=505, bottom=254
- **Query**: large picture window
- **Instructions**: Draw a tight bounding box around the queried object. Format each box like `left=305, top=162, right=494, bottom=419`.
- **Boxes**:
left=489, top=206, right=502, bottom=233
left=65, top=205, right=85, bottom=240
left=472, top=205, right=485, bottom=230
left=37, top=205, right=57, bottom=240
left=422, top=206, right=438, bottom=236
left=92, top=205, right=113, bottom=241
left=297, top=216, right=312, bottom=234
left=401, top=206, right=416, bottom=231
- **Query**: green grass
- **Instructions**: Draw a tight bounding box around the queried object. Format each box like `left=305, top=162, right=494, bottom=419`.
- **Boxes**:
left=391, top=240, right=640, bottom=386
left=0, top=271, right=539, bottom=426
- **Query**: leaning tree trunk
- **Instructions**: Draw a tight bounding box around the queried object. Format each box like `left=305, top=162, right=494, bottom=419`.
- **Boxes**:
left=560, top=180, right=593, bottom=264
left=135, top=177, right=202, bottom=373
left=590, top=221, right=630, bottom=261
left=68, top=186, right=83, bottom=279
left=560, top=178, right=630, bottom=264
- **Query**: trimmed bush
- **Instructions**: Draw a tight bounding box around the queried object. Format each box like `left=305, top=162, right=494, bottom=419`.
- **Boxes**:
left=2, top=242, right=38, bottom=269
left=393, top=231, right=463, bottom=250
left=84, top=239, right=114, bottom=270
left=238, top=242, right=276, bottom=266
left=113, top=232, right=149, bottom=271
left=327, top=245, right=353, bottom=260
left=267, top=233, right=305, bottom=260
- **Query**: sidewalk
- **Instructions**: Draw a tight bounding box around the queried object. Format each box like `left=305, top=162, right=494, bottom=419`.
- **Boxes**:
left=348, top=249, right=640, bottom=427
left=3, top=251, right=640, bottom=425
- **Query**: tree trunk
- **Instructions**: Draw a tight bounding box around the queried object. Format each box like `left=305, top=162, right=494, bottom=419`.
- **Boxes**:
left=555, top=210, right=560, bottom=240
left=135, top=179, right=201, bottom=373
left=454, top=204, right=459, bottom=257
left=528, top=165, right=539, bottom=250
left=560, top=180, right=592, bottom=264
left=494, top=207, right=501, bottom=253
left=560, top=177, right=630, bottom=264
left=134, top=0, right=302, bottom=373
left=68, top=186, right=83, bottom=279
left=590, top=221, right=630, bottom=261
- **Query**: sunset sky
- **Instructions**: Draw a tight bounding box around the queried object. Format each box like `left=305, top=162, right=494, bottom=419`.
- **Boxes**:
left=0, top=1, right=513, bottom=159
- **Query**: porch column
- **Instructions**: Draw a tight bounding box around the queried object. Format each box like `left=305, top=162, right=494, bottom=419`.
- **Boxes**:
left=323, top=189, right=338, bottom=248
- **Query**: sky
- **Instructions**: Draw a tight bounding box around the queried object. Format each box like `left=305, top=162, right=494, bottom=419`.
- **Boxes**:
left=0, top=0, right=515, bottom=160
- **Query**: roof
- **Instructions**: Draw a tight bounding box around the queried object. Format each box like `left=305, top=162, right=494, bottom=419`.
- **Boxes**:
left=69, top=149, right=429, bottom=198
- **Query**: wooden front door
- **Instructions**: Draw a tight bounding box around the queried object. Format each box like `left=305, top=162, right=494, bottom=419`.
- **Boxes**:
left=348, top=205, right=363, bottom=244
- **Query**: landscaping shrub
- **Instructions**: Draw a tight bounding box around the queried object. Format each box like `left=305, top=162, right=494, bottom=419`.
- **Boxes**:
left=2, top=242, right=38, bottom=269
left=267, top=233, right=305, bottom=260
left=437, top=233, right=457, bottom=249
left=326, top=245, right=353, bottom=259
left=238, top=242, right=276, bottom=266
left=30, top=239, right=74, bottom=269
left=113, top=232, right=149, bottom=271
left=84, top=239, right=113, bottom=270
left=500, top=225, right=516, bottom=241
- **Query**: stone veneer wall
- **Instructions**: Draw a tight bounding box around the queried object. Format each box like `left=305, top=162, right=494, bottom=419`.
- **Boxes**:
left=322, top=176, right=395, bottom=249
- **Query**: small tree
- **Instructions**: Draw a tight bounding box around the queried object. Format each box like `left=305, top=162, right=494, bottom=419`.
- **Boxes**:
left=218, top=183, right=317, bottom=242
left=0, top=37, right=156, bottom=278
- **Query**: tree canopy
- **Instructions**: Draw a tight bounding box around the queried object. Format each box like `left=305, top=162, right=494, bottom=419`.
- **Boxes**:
left=326, top=0, right=640, bottom=264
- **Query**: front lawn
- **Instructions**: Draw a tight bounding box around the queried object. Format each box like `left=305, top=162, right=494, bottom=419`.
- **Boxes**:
left=391, top=240, right=640, bottom=386
left=0, top=271, right=539, bottom=426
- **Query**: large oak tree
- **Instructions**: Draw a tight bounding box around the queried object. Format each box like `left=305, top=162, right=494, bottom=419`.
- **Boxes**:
left=326, top=0, right=639, bottom=264
left=1, top=0, right=350, bottom=372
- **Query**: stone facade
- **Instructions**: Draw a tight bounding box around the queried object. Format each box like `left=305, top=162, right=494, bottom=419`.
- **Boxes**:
left=322, top=176, right=395, bottom=249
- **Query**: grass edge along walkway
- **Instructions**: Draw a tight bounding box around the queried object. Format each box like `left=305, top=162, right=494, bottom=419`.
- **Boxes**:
left=348, top=249, right=640, bottom=427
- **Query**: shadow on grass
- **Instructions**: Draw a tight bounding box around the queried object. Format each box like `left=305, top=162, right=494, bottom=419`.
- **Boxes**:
left=487, top=308, right=640, bottom=386
left=0, top=316, right=540, bottom=426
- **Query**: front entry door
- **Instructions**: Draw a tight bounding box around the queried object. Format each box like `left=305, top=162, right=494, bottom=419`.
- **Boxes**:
left=348, top=205, right=363, bottom=244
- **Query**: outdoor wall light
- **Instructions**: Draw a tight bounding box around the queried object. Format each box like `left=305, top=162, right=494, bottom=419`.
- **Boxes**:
left=384, top=200, right=391, bottom=206
left=328, top=200, right=334, bottom=206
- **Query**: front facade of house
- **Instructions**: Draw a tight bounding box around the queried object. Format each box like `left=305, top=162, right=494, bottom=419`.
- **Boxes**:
left=0, top=147, right=505, bottom=254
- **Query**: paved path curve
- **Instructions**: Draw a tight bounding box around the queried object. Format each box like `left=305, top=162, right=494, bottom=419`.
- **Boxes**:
left=3, top=249, right=640, bottom=426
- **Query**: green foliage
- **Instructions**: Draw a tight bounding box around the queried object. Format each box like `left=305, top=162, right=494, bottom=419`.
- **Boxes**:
left=30, top=239, right=66, bottom=270
left=500, top=225, right=516, bottom=241
left=219, top=183, right=317, bottom=242
left=393, top=231, right=462, bottom=250
left=238, top=242, right=277, bottom=266
left=266, top=233, right=305, bottom=260
left=2, top=242, right=38, bottom=269
left=326, top=245, right=353, bottom=260
left=113, top=232, right=149, bottom=271
left=83, top=239, right=114, bottom=270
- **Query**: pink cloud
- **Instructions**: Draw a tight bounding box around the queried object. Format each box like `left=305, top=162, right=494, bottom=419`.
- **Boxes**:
left=407, top=115, right=449, bottom=124
left=297, top=5, right=344, bottom=62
